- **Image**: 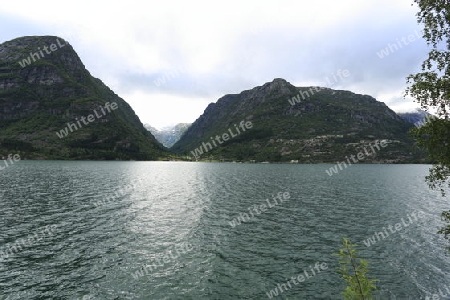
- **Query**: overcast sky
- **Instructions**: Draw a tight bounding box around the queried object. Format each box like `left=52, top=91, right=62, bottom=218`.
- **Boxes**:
left=0, top=0, right=429, bottom=129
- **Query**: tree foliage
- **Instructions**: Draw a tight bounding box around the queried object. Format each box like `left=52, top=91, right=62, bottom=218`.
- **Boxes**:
left=406, top=0, right=450, bottom=247
left=406, top=0, right=450, bottom=194
left=410, top=118, right=450, bottom=195
left=406, top=0, right=450, bottom=117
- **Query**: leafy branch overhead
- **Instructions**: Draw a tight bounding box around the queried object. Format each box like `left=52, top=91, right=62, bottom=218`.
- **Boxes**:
left=406, top=0, right=450, bottom=195
left=405, top=0, right=450, bottom=251
left=406, top=0, right=450, bottom=117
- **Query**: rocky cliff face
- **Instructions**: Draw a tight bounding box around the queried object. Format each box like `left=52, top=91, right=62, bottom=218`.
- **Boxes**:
left=172, top=78, right=425, bottom=163
left=144, top=123, right=191, bottom=148
left=397, top=109, right=432, bottom=127
left=0, top=35, right=167, bottom=160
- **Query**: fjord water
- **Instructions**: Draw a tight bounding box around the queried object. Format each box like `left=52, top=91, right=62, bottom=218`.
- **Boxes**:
left=0, top=162, right=449, bottom=299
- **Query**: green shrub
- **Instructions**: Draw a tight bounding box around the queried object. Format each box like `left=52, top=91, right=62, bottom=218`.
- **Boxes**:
left=335, top=238, right=378, bottom=299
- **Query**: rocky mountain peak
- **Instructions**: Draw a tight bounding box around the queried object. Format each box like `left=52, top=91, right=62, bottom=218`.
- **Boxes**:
left=251, top=78, right=295, bottom=98
left=0, top=35, right=167, bottom=160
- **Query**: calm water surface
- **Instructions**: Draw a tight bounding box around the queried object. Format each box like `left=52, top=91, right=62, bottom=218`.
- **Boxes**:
left=0, top=161, right=449, bottom=299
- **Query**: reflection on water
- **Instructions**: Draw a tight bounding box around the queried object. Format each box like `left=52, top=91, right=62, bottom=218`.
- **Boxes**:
left=0, top=162, right=448, bottom=299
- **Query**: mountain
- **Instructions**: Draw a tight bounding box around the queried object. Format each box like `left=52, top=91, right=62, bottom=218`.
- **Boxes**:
left=0, top=35, right=167, bottom=160
left=144, top=123, right=191, bottom=148
left=172, top=78, right=426, bottom=163
left=397, top=109, right=432, bottom=127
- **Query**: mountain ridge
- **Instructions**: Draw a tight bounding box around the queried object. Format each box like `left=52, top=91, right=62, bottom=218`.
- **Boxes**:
left=397, top=108, right=432, bottom=127
left=172, top=78, right=425, bottom=163
left=0, top=35, right=167, bottom=160
left=144, top=123, right=191, bottom=148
